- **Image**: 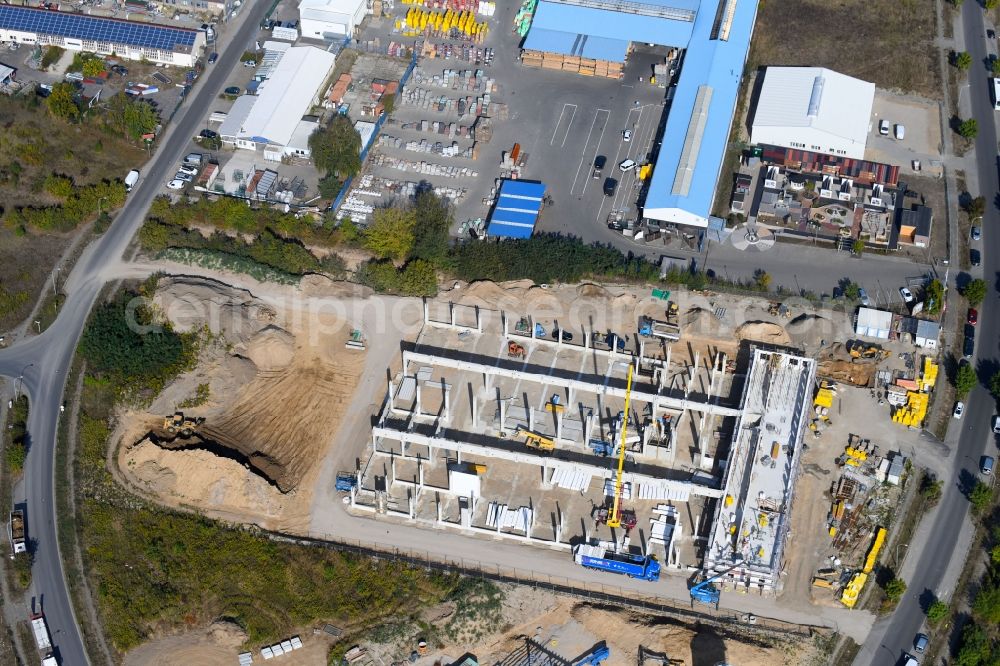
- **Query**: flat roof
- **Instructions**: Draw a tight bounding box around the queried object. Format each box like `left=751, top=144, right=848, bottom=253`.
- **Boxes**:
left=522, top=28, right=630, bottom=62
left=0, top=5, right=198, bottom=51
left=643, top=0, right=759, bottom=228
left=239, top=46, right=336, bottom=148
left=218, top=95, right=256, bottom=139
left=704, top=348, right=815, bottom=585
left=487, top=180, right=546, bottom=239
left=525, top=0, right=695, bottom=59
left=751, top=67, right=875, bottom=145
left=855, top=307, right=892, bottom=339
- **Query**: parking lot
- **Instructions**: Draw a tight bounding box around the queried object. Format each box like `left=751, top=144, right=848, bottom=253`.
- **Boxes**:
left=866, top=90, right=943, bottom=175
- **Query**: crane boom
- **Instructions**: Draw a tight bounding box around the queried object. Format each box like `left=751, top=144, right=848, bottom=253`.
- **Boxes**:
left=606, top=365, right=633, bottom=528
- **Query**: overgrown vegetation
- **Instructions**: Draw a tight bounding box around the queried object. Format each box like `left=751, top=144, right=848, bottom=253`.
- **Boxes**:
left=40, top=45, right=64, bottom=70
left=5, top=395, right=28, bottom=476
left=919, top=472, right=943, bottom=506
left=962, top=279, right=988, bottom=307
left=442, top=578, right=503, bottom=644
left=72, top=284, right=466, bottom=654
left=309, top=116, right=362, bottom=198
left=178, top=383, right=210, bottom=408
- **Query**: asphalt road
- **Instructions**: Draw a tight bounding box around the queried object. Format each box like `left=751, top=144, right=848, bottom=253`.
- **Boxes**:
left=0, top=3, right=271, bottom=663
left=857, top=3, right=1000, bottom=663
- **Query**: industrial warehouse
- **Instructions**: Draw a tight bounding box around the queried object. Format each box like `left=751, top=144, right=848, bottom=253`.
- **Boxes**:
left=0, top=5, right=205, bottom=66
left=518, top=0, right=759, bottom=230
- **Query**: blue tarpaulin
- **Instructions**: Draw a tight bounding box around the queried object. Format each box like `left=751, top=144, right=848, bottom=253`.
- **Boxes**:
left=486, top=180, right=546, bottom=239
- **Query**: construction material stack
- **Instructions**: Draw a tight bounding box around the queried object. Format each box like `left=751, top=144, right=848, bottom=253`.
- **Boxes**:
left=9, top=509, right=25, bottom=557
left=573, top=544, right=660, bottom=581
left=30, top=613, right=55, bottom=665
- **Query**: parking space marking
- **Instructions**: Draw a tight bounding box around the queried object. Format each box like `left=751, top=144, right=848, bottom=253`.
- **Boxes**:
left=550, top=103, right=578, bottom=147
left=610, top=104, right=654, bottom=213
left=571, top=108, right=611, bottom=196
left=596, top=107, right=643, bottom=224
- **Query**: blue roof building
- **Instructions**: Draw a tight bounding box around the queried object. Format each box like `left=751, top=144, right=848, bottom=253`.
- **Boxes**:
left=486, top=180, right=546, bottom=239
left=522, top=0, right=759, bottom=229
left=0, top=6, right=205, bottom=66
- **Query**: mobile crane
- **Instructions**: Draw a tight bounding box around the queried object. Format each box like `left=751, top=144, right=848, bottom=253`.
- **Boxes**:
left=606, top=365, right=633, bottom=529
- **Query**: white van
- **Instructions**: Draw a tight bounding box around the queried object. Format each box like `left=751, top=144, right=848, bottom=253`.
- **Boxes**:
left=894, top=124, right=905, bottom=140
left=124, top=169, right=139, bottom=192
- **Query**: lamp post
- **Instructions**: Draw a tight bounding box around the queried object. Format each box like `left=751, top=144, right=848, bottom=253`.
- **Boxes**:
left=15, top=363, right=33, bottom=398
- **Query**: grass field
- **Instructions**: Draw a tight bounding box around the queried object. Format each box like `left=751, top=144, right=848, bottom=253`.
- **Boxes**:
left=0, top=95, right=146, bottom=331
left=750, top=0, right=939, bottom=98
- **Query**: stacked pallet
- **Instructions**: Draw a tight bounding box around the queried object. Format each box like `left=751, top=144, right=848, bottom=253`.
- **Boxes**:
left=562, top=54, right=580, bottom=73
left=605, top=60, right=623, bottom=80
left=541, top=52, right=564, bottom=70
left=521, top=49, right=543, bottom=68
left=579, top=57, right=596, bottom=77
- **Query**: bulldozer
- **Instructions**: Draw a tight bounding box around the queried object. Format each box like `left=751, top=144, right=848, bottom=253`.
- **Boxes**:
left=665, top=301, right=679, bottom=323
left=507, top=341, right=526, bottom=359
left=767, top=302, right=791, bottom=318
left=162, top=411, right=204, bottom=437
left=846, top=340, right=890, bottom=360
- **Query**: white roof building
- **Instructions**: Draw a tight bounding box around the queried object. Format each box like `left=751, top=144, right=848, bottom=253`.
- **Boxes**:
left=299, top=0, right=368, bottom=40
left=219, top=46, right=336, bottom=160
left=855, top=307, right=892, bottom=340
left=750, top=67, right=876, bottom=160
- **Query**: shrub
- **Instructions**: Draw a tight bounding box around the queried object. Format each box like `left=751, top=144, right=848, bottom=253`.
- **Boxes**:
left=927, top=599, right=949, bottom=623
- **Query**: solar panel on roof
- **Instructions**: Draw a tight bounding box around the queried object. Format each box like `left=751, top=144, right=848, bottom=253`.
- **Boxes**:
left=0, top=6, right=197, bottom=51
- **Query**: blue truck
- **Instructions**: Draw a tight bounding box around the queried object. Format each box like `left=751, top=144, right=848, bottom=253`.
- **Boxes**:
left=574, top=544, right=660, bottom=581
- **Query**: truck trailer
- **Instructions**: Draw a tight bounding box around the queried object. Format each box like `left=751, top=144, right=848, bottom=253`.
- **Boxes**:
left=574, top=544, right=660, bottom=581
left=30, top=613, right=52, bottom=652
left=9, top=510, right=25, bottom=556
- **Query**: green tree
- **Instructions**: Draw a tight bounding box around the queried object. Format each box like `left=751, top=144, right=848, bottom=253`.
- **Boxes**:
left=884, top=576, right=907, bottom=603
left=104, top=93, right=158, bottom=142
left=993, top=58, right=1000, bottom=77
left=959, top=118, right=979, bottom=139
left=927, top=599, right=949, bottom=624
left=399, top=259, right=438, bottom=296
left=965, top=195, right=986, bottom=219
left=924, top=279, right=944, bottom=315
left=957, top=622, right=990, bottom=666
left=974, top=584, right=1000, bottom=623
left=987, top=0, right=998, bottom=10
left=410, top=190, right=452, bottom=266
left=954, top=51, right=973, bottom=71
left=950, top=0, right=963, bottom=6
left=46, top=82, right=79, bottom=121
left=309, top=116, right=362, bottom=182
left=920, top=472, right=944, bottom=505
left=970, top=480, right=993, bottom=514
left=753, top=269, right=771, bottom=291
left=962, top=278, right=988, bottom=307
left=843, top=281, right=861, bottom=301
left=852, top=239, right=865, bottom=255
left=81, top=57, right=105, bottom=78
left=956, top=362, right=978, bottom=397
left=363, top=207, right=416, bottom=261
left=43, top=174, right=74, bottom=199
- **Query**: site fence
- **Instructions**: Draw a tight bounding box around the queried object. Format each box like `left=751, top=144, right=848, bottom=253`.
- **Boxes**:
left=267, top=530, right=819, bottom=639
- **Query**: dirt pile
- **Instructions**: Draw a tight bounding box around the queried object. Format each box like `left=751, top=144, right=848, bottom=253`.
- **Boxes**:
left=816, top=343, right=877, bottom=386
left=153, top=276, right=274, bottom=342
left=245, top=326, right=295, bottom=371
left=735, top=321, right=792, bottom=345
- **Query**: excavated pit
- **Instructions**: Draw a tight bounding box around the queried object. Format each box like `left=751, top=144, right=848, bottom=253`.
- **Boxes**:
left=148, top=431, right=286, bottom=492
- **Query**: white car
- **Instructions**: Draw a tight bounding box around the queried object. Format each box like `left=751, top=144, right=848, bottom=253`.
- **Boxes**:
left=993, top=415, right=1000, bottom=434
left=879, top=119, right=890, bottom=135
left=166, top=179, right=186, bottom=190
left=177, top=164, right=198, bottom=176
left=895, top=124, right=905, bottom=140
left=899, top=287, right=914, bottom=304
left=619, top=159, right=637, bottom=172
left=622, top=129, right=632, bottom=142
left=173, top=172, right=194, bottom=182
left=954, top=401, right=965, bottom=419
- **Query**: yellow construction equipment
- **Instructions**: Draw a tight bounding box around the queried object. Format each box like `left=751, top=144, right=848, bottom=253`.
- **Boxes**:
left=520, top=428, right=555, bottom=451
left=507, top=341, right=526, bottom=359
left=606, top=365, right=633, bottom=528
left=847, top=340, right=890, bottom=360
left=863, top=527, right=886, bottom=574
left=812, top=577, right=836, bottom=589
left=162, top=411, right=202, bottom=436
left=545, top=394, right=565, bottom=413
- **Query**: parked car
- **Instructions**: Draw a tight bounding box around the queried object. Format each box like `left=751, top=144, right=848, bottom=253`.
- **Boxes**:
left=969, top=308, right=979, bottom=325
left=972, top=225, right=982, bottom=241
left=895, top=124, right=905, bottom=140
left=166, top=179, right=186, bottom=190
left=971, top=248, right=982, bottom=266
left=199, top=129, right=218, bottom=140
left=964, top=332, right=976, bottom=358
left=592, top=155, right=606, bottom=179
left=914, top=634, right=929, bottom=654
left=208, top=51, right=218, bottom=64
left=858, top=288, right=871, bottom=307
left=983, top=456, right=995, bottom=475
left=551, top=329, right=573, bottom=342
left=619, top=159, right=637, bottom=172
left=177, top=164, right=198, bottom=176
left=173, top=172, right=194, bottom=182
left=993, top=415, right=1000, bottom=434
left=954, top=401, right=965, bottom=419
left=879, top=119, right=890, bottom=135
left=183, top=152, right=203, bottom=165
left=622, top=129, right=632, bottom=142
left=603, top=177, right=617, bottom=197
left=899, top=286, right=914, bottom=303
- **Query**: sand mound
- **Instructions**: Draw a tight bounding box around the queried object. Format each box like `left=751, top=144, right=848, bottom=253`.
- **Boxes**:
left=577, top=283, right=612, bottom=299
left=786, top=313, right=832, bottom=346
left=245, top=326, right=295, bottom=371
left=154, top=276, right=273, bottom=343
left=123, top=438, right=287, bottom=516
left=736, top=321, right=792, bottom=345
left=684, top=307, right=721, bottom=335
left=458, top=280, right=521, bottom=309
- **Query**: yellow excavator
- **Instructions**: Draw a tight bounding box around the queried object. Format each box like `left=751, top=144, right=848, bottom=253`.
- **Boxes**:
left=606, top=366, right=634, bottom=528
left=162, top=411, right=204, bottom=437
